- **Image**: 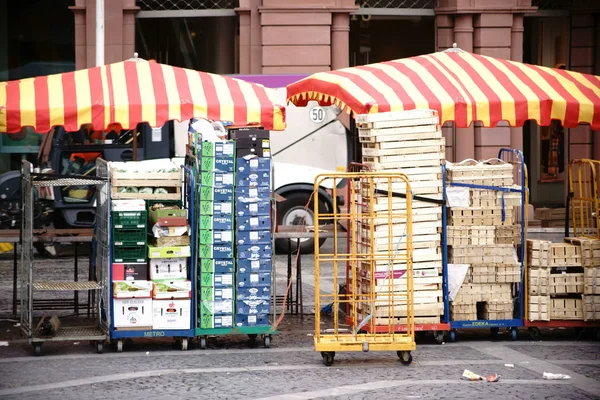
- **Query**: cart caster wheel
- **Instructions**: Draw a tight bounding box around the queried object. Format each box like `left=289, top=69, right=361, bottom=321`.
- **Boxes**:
left=490, top=327, right=500, bottom=336
left=528, top=327, right=541, bottom=340
left=117, top=340, right=123, bottom=353
left=510, top=328, right=518, bottom=341
left=96, top=342, right=104, bottom=354
left=434, top=331, right=445, bottom=345
left=248, top=334, right=258, bottom=342
left=398, top=351, right=412, bottom=365
left=264, top=335, right=271, bottom=348
left=181, top=338, right=188, bottom=351
left=321, top=352, right=335, bottom=366
left=200, top=336, right=207, bottom=350
left=449, top=330, right=456, bottom=342
left=33, top=343, right=42, bottom=357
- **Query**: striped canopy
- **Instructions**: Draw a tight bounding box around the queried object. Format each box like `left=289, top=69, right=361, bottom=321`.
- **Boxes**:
left=287, top=49, right=600, bottom=130
left=0, top=59, right=286, bottom=133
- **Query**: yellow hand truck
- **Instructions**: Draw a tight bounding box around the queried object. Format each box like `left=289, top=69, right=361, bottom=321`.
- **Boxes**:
left=313, top=172, right=416, bottom=366
left=569, top=159, right=600, bottom=239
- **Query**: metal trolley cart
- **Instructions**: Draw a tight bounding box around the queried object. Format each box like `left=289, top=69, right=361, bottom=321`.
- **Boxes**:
left=21, top=160, right=109, bottom=356
left=102, top=161, right=197, bottom=351
left=443, top=148, right=528, bottom=342
left=314, top=171, right=416, bottom=367
left=344, top=163, right=450, bottom=344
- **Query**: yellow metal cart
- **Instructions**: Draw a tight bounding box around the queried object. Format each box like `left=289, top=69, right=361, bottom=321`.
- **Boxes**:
left=313, top=172, right=416, bottom=366
left=569, top=159, right=600, bottom=239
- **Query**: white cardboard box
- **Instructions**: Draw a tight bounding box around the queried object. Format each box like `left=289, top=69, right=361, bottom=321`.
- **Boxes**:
left=152, top=299, right=191, bottom=330
left=113, top=280, right=153, bottom=298
left=113, top=297, right=153, bottom=328
left=149, top=258, right=188, bottom=281
left=152, top=280, right=192, bottom=299
left=112, top=199, right=147, bottom=211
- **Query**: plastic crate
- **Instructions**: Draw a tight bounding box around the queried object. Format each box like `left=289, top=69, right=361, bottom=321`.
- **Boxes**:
left=112, top=210, right=147, bottom=229
left=112, top=245, right=147, bottom=263
left=112, top=227, right=146, bottom=244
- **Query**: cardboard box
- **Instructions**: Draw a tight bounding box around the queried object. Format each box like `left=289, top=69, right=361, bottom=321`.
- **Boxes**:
left=149, top=208, right=187, bottom=225
left=236, top=230, right=271, bottom=245
left=152, top=299, right=191, bottom=330
left=236, top=286, right=271, bottom=300
left=147, top=245, right=191, bottom=259
left=199, top=244, right=234, bottom=259
left=113, top=280, right=153, bottom=298
left=236, top=147, right=271, bottom=158
left=237, top=272, right=271, bottom=288
left=199, top=299, right=233, bottom=316
left=200, top=313, right=233, bottom=329
left=236, top=171, right=271, bottom=188
left=235, top=186, right=270, bottom=201
left=112, top=263, right=148, bottom=281
left=237, top=258, right=272, bottom=274
left=200, top=286, right=234, bottom=301
left=150, top=234, right=190, bottom=247
left=199, top=200, right=234, bottom=216
left=199, top=186, right=234, bottom=202
left=229, top=127, right=269, bottom=141
left=199, top=229, right=234, bottom=245
left=236, top=216, right=271, bottom=231
left=235, top=314, right=269, bottom=327
left=201, top=140, right=235, bottom=158
left=201, top=156, right=235, bottom=173
left=236, top=157, right=271, bottom=173
left=112, top=199, right=146, bottom=211
left=201, top=171, right=235, bottom=188
left=236, top=137, right=270, bottom=149
left=237, top=244, right=273, bottom=259
left=199, top=215, right=234, bottom=231
left=149, top=258, right=187, bottom=281
left=200, top=258, right=235, bottom=274
left=199, top=272, right=234, bottom=288
left=152, top=280, right=192, bottom=299
left=113, top=297, right=153, bottom=328
left=236, top=200, right=271, bottom=216
left=236, top=299, right=270, bottom=315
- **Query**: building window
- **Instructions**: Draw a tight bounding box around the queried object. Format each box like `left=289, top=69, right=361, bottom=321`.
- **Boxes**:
left=136, top=0, right=238, bottom=10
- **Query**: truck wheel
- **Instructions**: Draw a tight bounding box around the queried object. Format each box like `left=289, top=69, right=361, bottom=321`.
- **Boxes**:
left=275, top=192, right=327, bottom=254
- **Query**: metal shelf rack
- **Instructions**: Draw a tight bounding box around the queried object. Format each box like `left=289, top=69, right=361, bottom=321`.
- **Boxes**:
left=20, top=160, right=109, bottom=356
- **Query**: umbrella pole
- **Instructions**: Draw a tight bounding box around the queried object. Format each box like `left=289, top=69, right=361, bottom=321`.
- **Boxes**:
left=133, top=129, right=138, bottom=161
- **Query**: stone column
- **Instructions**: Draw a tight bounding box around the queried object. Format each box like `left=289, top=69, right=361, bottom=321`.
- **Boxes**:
left=122, top=0, right=139, bottom=61
left=453, top=14, right=475, bottom=161
left=249, top=0, right=262, bottom=74
left=70, top=0, right=88, bottom=70
left=331, top=13, right=350, bottom=70
left=510, top=14, right=524, bottom=152
left=237, top=6, right=251, bottom=74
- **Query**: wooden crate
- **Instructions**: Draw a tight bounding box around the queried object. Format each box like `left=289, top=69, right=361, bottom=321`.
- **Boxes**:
left=550, top=298, right=583, bottom=320
left=470, top=264, right=496, bottom=284
left=447, top=226, right=470, bottom=246
left=359, top=302, right=443, bottom=318
left=563, top=237, right=600, bottom=267
left=446, top=162, right=514, bottom=187
left=527, top=239, right=552, bottom=267
left=111, top=170, right=182, bottom=200
left=582, top=295, right=600, bottom=321
left=497, top=264, right=521, bottom=283
left=483, top=301, right=513, bottom=320
left=535, top=207, right=566, bottom=221
left=362, top=142, right=445, bottom=157
left=453, top=283, right=513, bottom=303
left=528, top=268, right=549, bottom=295
left=470, top=226, right=496, bottom=245
left=528, top=295, right=550, bottom=321
left=449, top=245, right=516, bottom=265
left=550, top=243, right=583, bottom=267
left=450, top=303, right=477, bottom=321
left=448, top=207, right=514, bottom=226
left=355, top=109, right=439, bottom=126
left=358, top=125, right=442, bottom=143
left=495, top=225, right=522, bottom=245
left=549, top=273, right=584, bottom=295
left=584, top=267, right=600, bottom=295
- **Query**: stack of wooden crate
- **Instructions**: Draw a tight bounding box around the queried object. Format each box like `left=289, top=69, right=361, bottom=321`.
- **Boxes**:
left=563, top=238, right=600, bottom=321
left=548, top=243, right=585, bottom=320
left=354, top=109, right=445, bottom=325
left=446, top=160, right=522, bottom=322
left=526, top=239, right=551, bottom=321
left=534, top=207, right=566, bottom=228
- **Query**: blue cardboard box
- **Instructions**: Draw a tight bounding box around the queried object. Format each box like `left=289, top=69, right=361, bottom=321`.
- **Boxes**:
left=199, top=200, right=234, bottom=216
left=236, top=230, right=271, bottom=246
left=199, top=258, right=235, bottom=274
left=236, top=199, right=271, bottom=216
left=237, top=272, right=271, bottom=288
left=237, top=244, right=272, bottom=259
left=199, top=215, right=234, bottom=231
left=201, top=171, right=235, bottom=188
left=199, top=229, right=234, bottom=245
left=237, top=258, right=272, bottom=274
left=235, top=186, right=270, bottom=201
left=236, top=286, right=271, bottom=300
left=201, top=156, right=235, bottom=173
left=236, top=171, right=270, bottom=188
left=237, top=157, right=271, bottom=173
left=236, top=299, right=270, bottom=315
left=235, top=314, right=269, bottom=327
left=199, top=186, right=234, bottom=202
left=199, top=244, right=234, bottom=259
left=236, top=215, right=271, bottom=231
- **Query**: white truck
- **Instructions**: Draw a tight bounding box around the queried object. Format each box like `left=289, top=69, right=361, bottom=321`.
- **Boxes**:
left=174, top=74, right=351, bottom=253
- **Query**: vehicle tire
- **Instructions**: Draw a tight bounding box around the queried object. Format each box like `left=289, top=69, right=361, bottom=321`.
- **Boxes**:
left=275, top=192, right=328, bottom=254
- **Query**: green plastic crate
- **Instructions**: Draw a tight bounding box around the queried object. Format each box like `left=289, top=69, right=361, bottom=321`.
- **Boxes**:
left=112, top=245, right=146, bottom=263
left=112, top=227, right=146, bottom=244
left=112, top=211, right=147, bottom=229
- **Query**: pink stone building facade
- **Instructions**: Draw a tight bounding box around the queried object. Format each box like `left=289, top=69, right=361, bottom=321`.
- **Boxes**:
left=69, top=0, right=600, bottom=205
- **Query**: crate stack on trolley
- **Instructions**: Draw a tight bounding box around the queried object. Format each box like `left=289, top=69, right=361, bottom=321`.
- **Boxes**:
left=526, top=237, right=600, bottom=329
left=354, top=109, right=447, bottom=340
left=108, top=161, right=194, bottom=351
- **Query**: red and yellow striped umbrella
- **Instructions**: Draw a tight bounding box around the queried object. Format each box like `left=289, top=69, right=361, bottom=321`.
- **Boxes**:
left=287, top=49, right=600, bottom=129
left=0, top=59, right=286, bottom=133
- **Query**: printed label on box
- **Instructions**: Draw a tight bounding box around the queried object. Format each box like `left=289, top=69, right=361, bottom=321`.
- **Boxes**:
left=147, top=245, right=191, bottom=259
left=237, top=215, right=271, bottom=231
left=200, top=186, right=234, bottom=202
left=200, top=286, right=234, bottom=301
left=237, top=258, right=272, bottom=274
left=199, top=229, right=234, bottom=245
left=201, top=140, right=235, bottom=158
left=199, top=215, right=234, bottom=231
left=236, top=186, right=270, bottom=200
left=200, top=272, right=234, bottom=288
left=199, top=244, right=234, bottom=259
left=149, top=258, right=187, bottom=281
left=201, top=157, right=235, bottom=172
left=237, top=157, right=271, bottom=173
left=200, top=314, right=233, bottom=329
left=152, top=299, right=191, bottom=330
left=237, top=230, right=271, bottom=245
left=237, top=272, right=271, bottom=288
left=200, top=258, right=235, bottom=274
left=236, top=200, right=271, bottom=216
left=236, top=172, right=271, bottom=188
left=113, top=298, right=153, bottom=327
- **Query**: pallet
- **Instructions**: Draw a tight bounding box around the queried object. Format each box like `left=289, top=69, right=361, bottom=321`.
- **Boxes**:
left=550, top=298, right=584, bottom=320
left=582, top=295, right=600, bottom=321
left=550, top=273, right=584, bottom=295
left=359, top=128, right=442, bottom=143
